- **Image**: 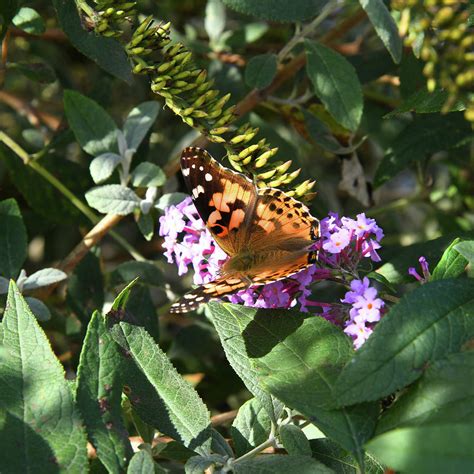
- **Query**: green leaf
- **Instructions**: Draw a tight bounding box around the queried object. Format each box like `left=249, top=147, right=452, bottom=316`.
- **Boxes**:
left=23, top=268, right=67, bottom=290
left=76, top=312, right=133, bottom=472
left=108, top=318, right=212, bottom=454
left=126, top=286, right=160, bottom=344
left=359, top=0, right=402, bottom=63
left=90, top=152, right=122, bottom=184
left=137, top=212, right=154, bottom=241
left=110, top=261, right=163, bottom=287
left=222, top=0, right=327, bottom=22
left=131, top=162, right=166, bottom=188
left=210, top=305, right=377, bottom=463
left=207, top=303, right=283, bottom=422
left=377, top=351, right=474, bottom=434
left=24, top=296, right=51, bottom=321
left=52, top=0, right=132, bottom=82
left=231, top=398, right=272, bottom=456
left=155, top=192, right=188, bottom=211
left=454, top=241, right=474, bottom=264
left=0, top=198, right=27, bottom=279
left=374, top=113, right=473, bottom=187
left=86, top=185, right=140, bottom=215
left=431, top=238, right=468, bottom=280
left=12, top=7, right=45, bottom=34
left=185, top=454, right=226, bottom=474
left=376, top=232, right=474, bottom=284
left=305, top=40, right=363, bottom=132
left=385, top=88, right=466, bottom=117
left=66, top=250, right=104, bottom=323
left=234, top=454, right=335, bottom=473
left=64, top=90, right=118, bottom=156
left=245, top=310, right=353, bottom=408
left=0, top=282, right=88, bottom=471
left=124, top=101, right=160, bottom=150
left=245, top=54, right=277, bottom=89
left=127, top=450, right=156, bottom=474
left=310, top=438, right=384, bottom=474
left=280, top=425, right=312, bottom=457
left=366, top=424, right=474, bottom=474
left=205, top=0, right=226, bottom=43
left=334, top=279, right=474, bottom=406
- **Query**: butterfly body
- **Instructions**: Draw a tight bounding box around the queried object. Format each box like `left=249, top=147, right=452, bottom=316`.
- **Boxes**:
left=170, top=147, right=319, bottom=313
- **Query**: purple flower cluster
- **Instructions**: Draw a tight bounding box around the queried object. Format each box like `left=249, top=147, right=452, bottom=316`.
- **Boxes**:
left=341, top=277, right=385, bottom=348
left=408, top=256, right=431, bottom=283
left=159, top=198, right=386, bottom=348
left=159, top=197, right=227, bottom=284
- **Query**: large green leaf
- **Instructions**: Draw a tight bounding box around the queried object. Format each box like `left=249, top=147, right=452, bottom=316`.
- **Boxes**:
left=52, top=0, right=132, bottom=82
left=376, top=351, right=474, bottom=433
left=207, top=303, right=284, bottom=422
left=222, top=0, right=327, bottom=22
left=334, top=279, right=474, bottom=406
left=374, top=113, right=472, bottom=187
left=76, top=312, right=133, bottom=472
left=366, top=424, right=474, bottom=474
left=108, top=318, right=212, bottom=455
left=359, top=0, right=402, bottom=63
left=245, top=54, right=277, bottom=89
left=0, top=198, right=27, bottom=279
left=0, top=282, right=87, bottom=472
left=305, top=40, right=363, bottom=132
left=64, top=90, right=118, bottom=156
left=209, top=304, right=378, bottom=465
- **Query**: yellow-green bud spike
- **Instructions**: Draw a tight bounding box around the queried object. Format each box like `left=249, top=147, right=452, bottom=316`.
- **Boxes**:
left=238, top=144, right=259, bottom=159
left=209, top=126, right=230, bottom=135
left=278, top=160, right=292, bottom=174
left=191, top=110, right=208, bottom=118
left=230, top=134, right=247, bottom=145
left=208, top=135, right=226, bottom=143
left=257, top=169, right=277, bottom=180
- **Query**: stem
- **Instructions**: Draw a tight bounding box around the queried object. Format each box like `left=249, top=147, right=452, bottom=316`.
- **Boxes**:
left=369, top=196, right=420, bottom=217
left=232, top=437, right=276, bottom=464
left=0, top=132, right=145, bottom=262
left=278, top=0, right=340, bottom=61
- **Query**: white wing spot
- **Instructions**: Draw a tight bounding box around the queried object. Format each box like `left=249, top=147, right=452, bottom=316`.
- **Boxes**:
left=192, top=185, right=205, bottom=198
left=182, top=168, right=190, bottom=176
left=199, top=166, right=204, bottom=171
left=205, top=173, right=213, bottom=181
left=192, top=164, right=196, bottom=169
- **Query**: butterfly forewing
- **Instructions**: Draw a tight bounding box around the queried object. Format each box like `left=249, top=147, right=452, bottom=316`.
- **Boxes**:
left=181, top=147, right=257, bottom=255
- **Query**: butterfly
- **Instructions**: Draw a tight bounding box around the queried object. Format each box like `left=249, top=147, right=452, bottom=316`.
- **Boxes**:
left=169, top=146, right=319, bottom=313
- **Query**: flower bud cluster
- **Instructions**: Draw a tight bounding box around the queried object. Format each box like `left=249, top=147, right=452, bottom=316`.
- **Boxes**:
left=91, top=0, right=137, bottom=38
left=393, top=1, right=473, bottom=122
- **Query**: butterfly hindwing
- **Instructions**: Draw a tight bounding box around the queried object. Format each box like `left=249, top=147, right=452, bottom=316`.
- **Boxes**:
left=181, top=147, right=257, bottom=255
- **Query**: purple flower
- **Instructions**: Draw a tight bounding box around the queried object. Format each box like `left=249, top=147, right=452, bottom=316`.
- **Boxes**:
left=344, top=319, right=373, bottom=349
left=322, top=228, right=351, bottom=254
left=408, top=256, right=430, bottom=284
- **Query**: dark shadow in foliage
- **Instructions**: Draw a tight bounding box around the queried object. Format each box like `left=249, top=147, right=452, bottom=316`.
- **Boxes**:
left=241, top=308, right=309, bottom=358
left=0, top=411, right=60, bottom=473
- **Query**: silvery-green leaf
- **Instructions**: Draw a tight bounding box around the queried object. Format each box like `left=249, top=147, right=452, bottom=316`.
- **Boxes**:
left=131, top=163, right=166, bottom=188
left=90, top=153, right=122, bottom=184
left=25, top=297, right=51, bottom=321
left=124, top=102, right=160, bottom=150
left=86, top=185, right=141, bottom=215
left=0, top=276, right=9, bottom=294
left=23, top=268, right=67, bottom=291
left=205, top=0, right=226, bottom=44
left=155, top=193, right=188, bottom=211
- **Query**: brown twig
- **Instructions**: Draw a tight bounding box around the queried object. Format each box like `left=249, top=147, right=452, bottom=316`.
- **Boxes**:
left=211, top=409, right=238, bottom=427
left=9, top=27, right=68, bottom=43
left=0, top=90, right=62, bottom=130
